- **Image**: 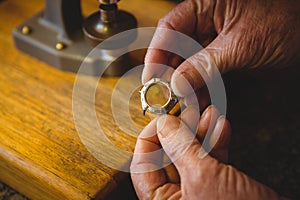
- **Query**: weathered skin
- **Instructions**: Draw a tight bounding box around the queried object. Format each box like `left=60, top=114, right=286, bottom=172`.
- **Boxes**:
left=142, top=0, right=300, bottom=97
left=131, top=1, right=299, bottom=198
left=131, top=106, right=287, bottom=199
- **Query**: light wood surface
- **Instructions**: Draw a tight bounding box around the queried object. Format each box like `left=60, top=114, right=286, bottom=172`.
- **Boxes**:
left=0, top=0, right=176, bottom=199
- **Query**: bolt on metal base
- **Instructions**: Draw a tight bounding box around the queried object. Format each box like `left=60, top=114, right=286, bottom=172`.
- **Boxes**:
left=12, top=0, right=137, bottom=76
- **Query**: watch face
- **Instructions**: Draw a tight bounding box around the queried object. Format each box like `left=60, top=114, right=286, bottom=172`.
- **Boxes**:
left=140, top=78, right=178, bottom=115
left=145, top=81, right=171, bottom=108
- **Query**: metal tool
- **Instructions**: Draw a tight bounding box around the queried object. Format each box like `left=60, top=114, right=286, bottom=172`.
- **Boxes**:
left=12, top=0, right=137, bottom=76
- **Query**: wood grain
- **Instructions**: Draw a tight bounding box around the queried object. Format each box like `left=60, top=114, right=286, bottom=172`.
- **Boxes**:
left=0, top=0, right=176, bottom=199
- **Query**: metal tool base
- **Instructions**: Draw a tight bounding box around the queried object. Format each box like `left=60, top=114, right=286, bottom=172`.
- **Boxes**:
left=12, top=11, right=131, bottom=76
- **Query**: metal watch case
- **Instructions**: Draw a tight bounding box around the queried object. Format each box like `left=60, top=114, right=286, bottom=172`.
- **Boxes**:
left=140, top=78, right=178, bottom=115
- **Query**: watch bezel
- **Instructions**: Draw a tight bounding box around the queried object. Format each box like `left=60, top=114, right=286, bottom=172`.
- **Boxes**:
left=140, top=78, right=178, bottom=115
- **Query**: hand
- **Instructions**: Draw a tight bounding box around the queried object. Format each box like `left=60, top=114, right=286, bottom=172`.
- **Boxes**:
left=143, top=0, right=300, bottom=98
left=131, top=106, right=286, bottom=199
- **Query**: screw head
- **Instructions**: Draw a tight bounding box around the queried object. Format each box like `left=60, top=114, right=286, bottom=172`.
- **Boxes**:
left=55, top=42, right=65, bottom=50
left=21, top=26, right=31, bottom=35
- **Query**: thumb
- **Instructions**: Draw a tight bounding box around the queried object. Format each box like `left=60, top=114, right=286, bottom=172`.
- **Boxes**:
left=171, top=37, right=230, bottom=97
left=156, top=115, right=207, bottom=173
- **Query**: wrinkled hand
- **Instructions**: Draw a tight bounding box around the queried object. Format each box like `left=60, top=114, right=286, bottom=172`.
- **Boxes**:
left=131, top=106, right=286, bottom=199
left=143, top=0, right=300, bottom=98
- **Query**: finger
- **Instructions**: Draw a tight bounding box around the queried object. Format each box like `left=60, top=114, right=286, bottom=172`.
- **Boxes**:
left=208, top=116, right=231, bottom=163
left=197, top=106, right=231, bottom=163
left=170, top=51, right=212, bottom=97
left=142, top=53, right=172, bottom=84
left=160, top=66, right=175, bottom=82
left=130, top=118, right=167, bottom=199
left=156, top=114, right=205, bottom=175
left=171, top=36, right=231, bottom=97
left=141, top=59, right=180, bottom=85
left=197, top=105, right=220, bottom=142
left=151, top=184, right=181, bottom=199
left=179, top=105, right=200, bottom=133
left=142, top=0, right=202, bottom=84
left=143, top=0, right=227, bottom=93
left=184, top=86, right=211, bottom=111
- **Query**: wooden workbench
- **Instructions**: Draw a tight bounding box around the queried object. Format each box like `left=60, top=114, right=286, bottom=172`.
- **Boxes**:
left=0, top=0, right=176, bottom=199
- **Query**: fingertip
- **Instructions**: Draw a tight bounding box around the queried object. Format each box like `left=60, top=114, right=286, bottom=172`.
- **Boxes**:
left=156, top=114, right=180, bottom=139
left=156, top=114, right=167, bottom=134
left=202, top=105, right=220, bottom=122
left=156, top=114, right=202, bottom=170
left=142, top=63, right=172, bottom=84
left=219, top=116, right=231, bottom=143
left=206, top=115, right=231, bottom=163
left=180, top=105, right=200, bottom=132
left=139, top=117, right=158, bottom=139
left=217, top=116, right=231, bottom=138
left=197, top=105, right=220, bottom=140
left=141, top=69, right=154, bottom=84
left=141, top=63, right=157, bottom=84
left=171, top=71, right=194, bottom=97
left=210, top=115, right=231, bottom=151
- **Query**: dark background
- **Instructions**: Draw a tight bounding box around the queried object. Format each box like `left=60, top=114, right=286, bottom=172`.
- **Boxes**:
left=225, top=67, right=300, bottom=199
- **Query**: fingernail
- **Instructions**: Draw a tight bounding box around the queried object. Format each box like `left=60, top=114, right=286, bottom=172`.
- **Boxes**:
left=200, top=107, right=211, bottom=121
left=217, top=115, right=226, bottom=126
left=156, top=115, right=168, bottom=138
left=156, top=115, right=179, bottom=139
left=201, top=105, right=212, bottom=122
left=171, top=72, right=194, bottom=97
left=209, top=115, right=226, bottom=147
left=141, top=71, right=155, bottom=84
left=142, top=63, right=167, bottom=84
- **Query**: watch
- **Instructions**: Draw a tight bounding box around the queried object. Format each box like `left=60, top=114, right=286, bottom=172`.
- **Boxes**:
left=140, top=78, right=180, bottom=115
